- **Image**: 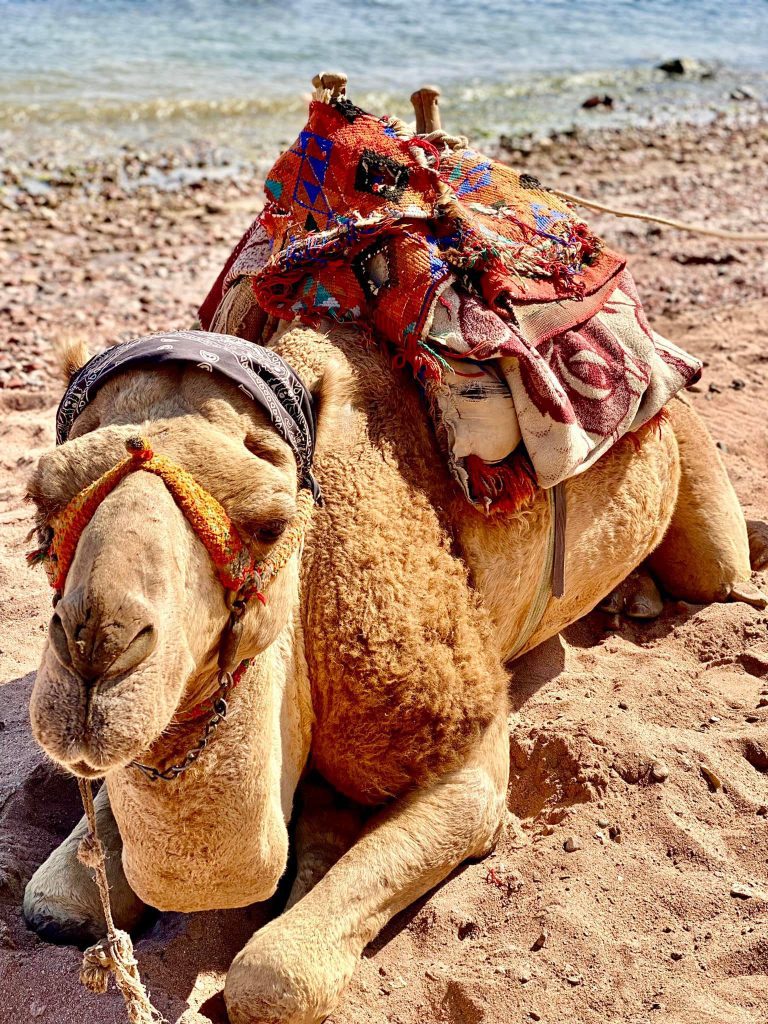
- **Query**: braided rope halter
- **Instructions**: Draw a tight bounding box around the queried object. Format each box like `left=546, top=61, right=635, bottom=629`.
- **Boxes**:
left=31, top=434, right=314, bottom=780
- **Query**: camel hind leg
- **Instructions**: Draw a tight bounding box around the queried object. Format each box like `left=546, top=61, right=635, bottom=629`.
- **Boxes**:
left=647, top=396, right=765, bottom=607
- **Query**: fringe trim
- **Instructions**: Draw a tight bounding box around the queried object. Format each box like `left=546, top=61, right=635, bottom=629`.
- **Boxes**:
left=465, top=452, right=538, bottom=515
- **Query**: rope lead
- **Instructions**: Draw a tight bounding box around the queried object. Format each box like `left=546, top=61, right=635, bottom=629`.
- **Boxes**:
left=550, top=188, right=768, bottom=242
left=76, top=779, right=165, bottom=1024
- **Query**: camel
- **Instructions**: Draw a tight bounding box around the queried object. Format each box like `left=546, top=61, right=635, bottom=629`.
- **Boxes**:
left=21, top=316, right=767, bottom=1024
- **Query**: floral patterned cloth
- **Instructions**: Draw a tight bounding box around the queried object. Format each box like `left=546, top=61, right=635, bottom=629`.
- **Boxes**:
left=199, top=96, right=701, bottom=509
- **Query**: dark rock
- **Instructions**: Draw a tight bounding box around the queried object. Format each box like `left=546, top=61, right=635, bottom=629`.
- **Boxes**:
left=582, top=94, right=614, bottom=110
left=656, top=58, right=714, bottom=78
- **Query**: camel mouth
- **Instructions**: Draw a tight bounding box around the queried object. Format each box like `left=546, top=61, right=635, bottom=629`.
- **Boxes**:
left=30, top=640, right=191, bottom=777
left=64, top=758, right=110, bottom=781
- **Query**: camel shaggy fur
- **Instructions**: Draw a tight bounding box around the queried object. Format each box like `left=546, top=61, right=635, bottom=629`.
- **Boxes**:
left=23, top=322, right=766, bottom=1023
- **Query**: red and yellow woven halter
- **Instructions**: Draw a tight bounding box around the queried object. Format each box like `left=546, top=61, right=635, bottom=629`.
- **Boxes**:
left=34, top=435, right=313, bottom=602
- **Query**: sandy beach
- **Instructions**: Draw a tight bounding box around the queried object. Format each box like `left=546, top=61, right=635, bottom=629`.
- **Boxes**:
left=1, top=109, right=767, bottom=1024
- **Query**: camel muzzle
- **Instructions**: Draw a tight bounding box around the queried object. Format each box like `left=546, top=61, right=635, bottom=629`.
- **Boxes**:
left=50, top=589, right=158, bottom=688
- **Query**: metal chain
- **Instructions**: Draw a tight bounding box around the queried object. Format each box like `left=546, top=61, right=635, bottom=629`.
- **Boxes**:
left=131, top=670, right=235, bottom=782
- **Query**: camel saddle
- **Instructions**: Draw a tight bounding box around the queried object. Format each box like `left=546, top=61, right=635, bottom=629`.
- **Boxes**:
left=199, top=95, right=701, bottom=513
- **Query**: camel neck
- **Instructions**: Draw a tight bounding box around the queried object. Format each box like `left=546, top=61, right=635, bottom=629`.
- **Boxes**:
left=105, top=615, right=312, bottom=911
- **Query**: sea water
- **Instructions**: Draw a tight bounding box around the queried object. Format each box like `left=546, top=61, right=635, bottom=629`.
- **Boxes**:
left=2, top=0, right=767, bottom=167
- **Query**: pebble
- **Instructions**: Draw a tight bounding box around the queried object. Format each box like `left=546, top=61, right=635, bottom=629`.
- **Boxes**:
left=529, top=1013, right=542, bottom=1022
left=670, top=951, right=684, bottom=961
left=531, top=928, right=548, bottom=951
left=519, top=965, right=532, bottom=983
left=650, top=761, right=670, bottom=783
left=608, top=825, right=622, bottom=843
left=563, top=836, right=582, bottom=853
left=700, top=765, right=722, bottom=791
left=563, top=964, right=584, bottom=985
left=597, top=816, right=610, bottom=828
left=618, top=700, right=629, bottom=710
left=582, top=94, right=615, bottom=110
left=730, top=882, right=753, bottom=899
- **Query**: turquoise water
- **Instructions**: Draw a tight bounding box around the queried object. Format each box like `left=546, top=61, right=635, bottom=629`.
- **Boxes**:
left=2, top=0, right=767, bottom=165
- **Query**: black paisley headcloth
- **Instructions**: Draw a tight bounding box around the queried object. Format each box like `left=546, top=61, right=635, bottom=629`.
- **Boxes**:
left=56, top=330, right=322, bottom=502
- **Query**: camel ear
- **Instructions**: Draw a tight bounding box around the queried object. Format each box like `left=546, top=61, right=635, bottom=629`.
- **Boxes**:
left=310, top=355, right=356, bottom=450
left=55, top=333, right=90, bottom=385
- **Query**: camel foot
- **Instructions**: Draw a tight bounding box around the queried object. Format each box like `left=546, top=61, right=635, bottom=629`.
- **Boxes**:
left=599, top=569, right=664, bottom=620
left=748, top=520, right=768, bottom=571
left=729, top=580, right=768, bottom=610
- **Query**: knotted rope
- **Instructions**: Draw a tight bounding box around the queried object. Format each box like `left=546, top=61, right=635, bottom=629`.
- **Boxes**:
left=76, top=778, right=165, bottom=1024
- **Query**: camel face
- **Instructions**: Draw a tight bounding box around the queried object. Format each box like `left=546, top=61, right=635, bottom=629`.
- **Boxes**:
left=28, top=366, right=301, bottom=778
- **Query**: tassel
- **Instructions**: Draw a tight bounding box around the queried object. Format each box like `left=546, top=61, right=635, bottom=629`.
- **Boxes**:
left=465, top=453, right=538, bottom=514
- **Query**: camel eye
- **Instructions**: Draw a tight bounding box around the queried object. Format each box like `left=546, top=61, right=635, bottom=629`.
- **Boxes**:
left=254, top=518, right=288, bottom=545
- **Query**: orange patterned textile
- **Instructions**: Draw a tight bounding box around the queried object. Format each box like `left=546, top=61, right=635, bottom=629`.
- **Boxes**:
left=199, top=97, right=701, bottom=510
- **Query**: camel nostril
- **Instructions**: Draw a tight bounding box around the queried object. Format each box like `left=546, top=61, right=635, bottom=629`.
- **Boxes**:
left=49, top=613, right=74, bottom=669
left=101, top=623, right=158, bottom=684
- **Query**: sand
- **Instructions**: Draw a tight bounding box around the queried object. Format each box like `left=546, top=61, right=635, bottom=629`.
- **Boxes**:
left=1, top=113, right=767, bottom=1024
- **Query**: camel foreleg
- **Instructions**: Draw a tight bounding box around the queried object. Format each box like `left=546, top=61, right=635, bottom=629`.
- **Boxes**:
left=224, top=708, right=510, bottom=1024
left=23, top=783, right=146, bottom=944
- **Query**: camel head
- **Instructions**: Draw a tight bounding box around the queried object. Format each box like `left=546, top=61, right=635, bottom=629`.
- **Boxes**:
left=28, top=335, right=316, bottom=781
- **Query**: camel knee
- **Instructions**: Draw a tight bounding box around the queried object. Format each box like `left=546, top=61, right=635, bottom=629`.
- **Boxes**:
left=651, top=397, right=751, bottom=602
left=455, top=710, right=510, bottom=859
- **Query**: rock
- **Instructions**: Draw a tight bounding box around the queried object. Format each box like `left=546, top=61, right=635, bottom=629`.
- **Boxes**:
left=650, top=761, right=670, bottom=783
left=731, top=379, right=746, bottom=390
left=700, top=765, right=722, bottom=791
left=597, top=816, right=610, bottom=828
left=531, top=927, right=548, bottom=951
left=618, top=701, right=629, bottom=710
left=563, top=964, right=584, bottom=985
left=608, top=825, right=622, bottom=843
left=519, top=965, right=532, bottom=983
left=530, top=1013, right=541, bottom=1022
left=730, top=88, right=754, bottom=101
left=582, top=94, right=614, bottom=110
left=738, top=649, right=768, bottom=678
left=757, top=805, right=768, bottom=817
left=730, top=882, right=754, bottom=899
left=671, top=951, right=684, bottom=961
left=656, top=57, right=713, bottom=78
left=743, top=740, right=768, bottom=772
left=757, top=697, right=768, bottom=709
left=563, top=836, right=582, bottom=853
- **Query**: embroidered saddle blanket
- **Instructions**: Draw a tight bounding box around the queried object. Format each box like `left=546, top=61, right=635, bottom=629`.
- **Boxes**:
left=199, top=96, right=701, bottom=511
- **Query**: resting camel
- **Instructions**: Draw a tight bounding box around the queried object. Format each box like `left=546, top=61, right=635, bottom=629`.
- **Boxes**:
left=22, top=317, right=766, bottom=1023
